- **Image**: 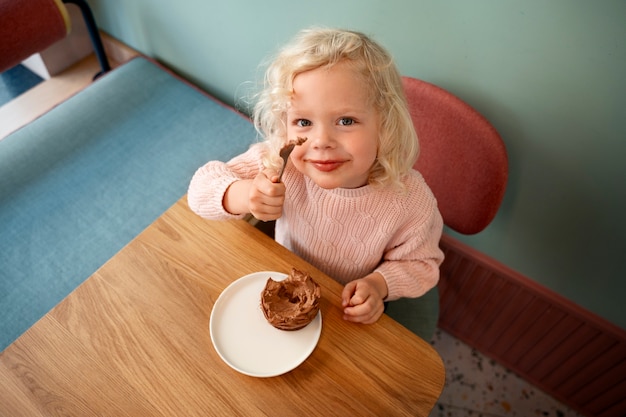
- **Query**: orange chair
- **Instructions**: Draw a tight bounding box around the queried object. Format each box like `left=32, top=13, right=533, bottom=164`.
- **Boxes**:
left=385, top=77, right=508, bottom=340
left=0, top=0, right=110, bottom=77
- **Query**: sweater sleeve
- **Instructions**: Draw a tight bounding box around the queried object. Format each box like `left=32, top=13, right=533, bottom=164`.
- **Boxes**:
left=374, top=201, right=444, bottom=301
left=187, top=145, right=263, bottom=220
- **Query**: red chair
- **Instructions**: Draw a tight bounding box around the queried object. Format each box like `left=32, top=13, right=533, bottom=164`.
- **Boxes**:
left=0, top=0, right=110, bottom=77
left=385, top=77, right=508, bottom=340
left=404, top=77, right=508, bottom=235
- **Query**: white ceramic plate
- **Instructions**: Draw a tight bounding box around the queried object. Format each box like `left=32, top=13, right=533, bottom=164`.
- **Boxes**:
left=209, top=271, right=322, bottom=377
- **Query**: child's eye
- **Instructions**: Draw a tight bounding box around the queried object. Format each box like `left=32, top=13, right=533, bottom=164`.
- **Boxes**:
left=295, top=119, right=312, bottom=127
left=338, top=117, right=355, bottom=126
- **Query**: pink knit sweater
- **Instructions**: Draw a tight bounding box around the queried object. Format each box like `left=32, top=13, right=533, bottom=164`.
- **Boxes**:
left=187, top=146, right=444, bottom=301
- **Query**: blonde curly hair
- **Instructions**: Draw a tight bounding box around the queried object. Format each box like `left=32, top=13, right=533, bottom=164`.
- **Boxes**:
left=253, top=27, right=418, bottom=190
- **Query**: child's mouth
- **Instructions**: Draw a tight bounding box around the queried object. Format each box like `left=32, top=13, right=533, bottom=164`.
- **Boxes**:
left=309, top=160, right=344, bottom=172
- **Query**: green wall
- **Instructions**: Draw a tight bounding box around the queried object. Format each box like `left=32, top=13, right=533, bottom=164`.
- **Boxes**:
left=87, top=0, right=626, bottom=329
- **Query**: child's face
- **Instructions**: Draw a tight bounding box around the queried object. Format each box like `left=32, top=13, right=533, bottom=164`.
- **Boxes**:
left=286, top=61, right=379, bottom=189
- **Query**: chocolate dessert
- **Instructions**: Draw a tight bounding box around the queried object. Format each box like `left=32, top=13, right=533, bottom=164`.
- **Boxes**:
left=261, top=268, right=321, bottom=331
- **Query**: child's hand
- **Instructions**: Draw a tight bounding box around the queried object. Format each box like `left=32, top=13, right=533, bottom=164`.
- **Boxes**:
left=341, top=272, right=388, bottom=324
left=247, top=169, right=286, bottom=221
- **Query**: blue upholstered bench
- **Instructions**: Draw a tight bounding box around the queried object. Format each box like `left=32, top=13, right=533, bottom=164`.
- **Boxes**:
left=0, top=57, right=256, bottom=350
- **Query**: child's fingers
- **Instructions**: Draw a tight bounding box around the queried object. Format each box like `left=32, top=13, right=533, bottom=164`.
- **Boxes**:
left=343, top=301, right=380, bottom=324
left=341, top=281, right=357, bottom=307
left=259, top=169, right=281, bottom=185
left=345, top=281, right=370, bottom=306
left=254, top=172, right=283, bottom=195
left=348, top=291, right=366, bottom=307
left=343, top=303, right=365, bottom=322
left=344, top=298, right=385, bottom=324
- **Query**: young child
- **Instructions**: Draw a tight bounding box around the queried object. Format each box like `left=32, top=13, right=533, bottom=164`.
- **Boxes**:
left=188, top=27, right=444, bottom=326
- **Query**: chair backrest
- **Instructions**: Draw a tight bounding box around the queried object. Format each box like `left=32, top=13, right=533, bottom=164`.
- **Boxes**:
left=402, top=76, right=508, bottom=235
left=0, top=0, right=71, bottom=73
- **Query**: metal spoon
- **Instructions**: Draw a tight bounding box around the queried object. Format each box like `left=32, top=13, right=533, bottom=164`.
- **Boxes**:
left=277, top=137, right=307, bottom=182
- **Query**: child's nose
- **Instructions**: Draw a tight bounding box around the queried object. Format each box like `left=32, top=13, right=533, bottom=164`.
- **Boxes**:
left=310, top=126, right=335, bottom=149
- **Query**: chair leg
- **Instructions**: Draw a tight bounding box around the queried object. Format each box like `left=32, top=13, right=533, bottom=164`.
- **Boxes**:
left=62, top=0, right=111, bottom=79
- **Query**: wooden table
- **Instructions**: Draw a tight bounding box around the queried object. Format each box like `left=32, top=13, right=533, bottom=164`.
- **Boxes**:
left=0, top=198, right=445, bottom=416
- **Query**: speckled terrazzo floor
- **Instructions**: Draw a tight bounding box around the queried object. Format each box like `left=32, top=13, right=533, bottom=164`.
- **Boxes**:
left=429, top=329, right=584, bottom=417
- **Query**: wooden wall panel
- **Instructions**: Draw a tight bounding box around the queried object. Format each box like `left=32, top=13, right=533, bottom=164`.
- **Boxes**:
left=438, top=234, right=626, bottom=417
